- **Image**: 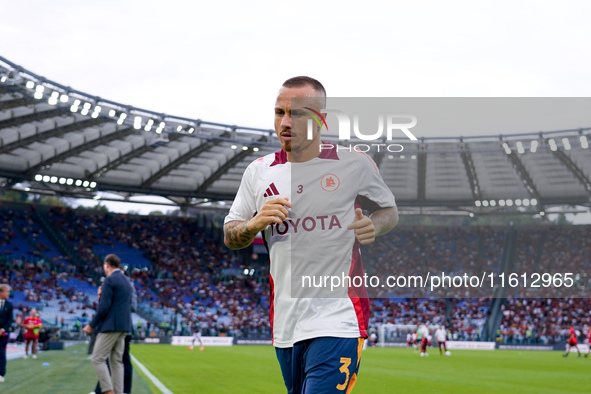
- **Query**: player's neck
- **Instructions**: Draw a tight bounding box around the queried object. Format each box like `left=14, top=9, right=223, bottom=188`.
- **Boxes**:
left=287, top=147, right=321, bottom=163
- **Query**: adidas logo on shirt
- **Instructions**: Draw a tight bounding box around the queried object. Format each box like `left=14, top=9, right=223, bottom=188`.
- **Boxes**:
left=263, top=183, right=280, bottom=198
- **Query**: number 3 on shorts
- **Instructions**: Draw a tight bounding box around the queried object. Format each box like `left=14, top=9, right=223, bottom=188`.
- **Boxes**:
left=336, top=357, right=352, bottom=390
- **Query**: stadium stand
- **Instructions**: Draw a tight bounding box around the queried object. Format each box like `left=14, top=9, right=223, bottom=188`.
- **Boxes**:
left=1, top=55, right=591, bottom=348
left=1, top=201, right=589, bottom=346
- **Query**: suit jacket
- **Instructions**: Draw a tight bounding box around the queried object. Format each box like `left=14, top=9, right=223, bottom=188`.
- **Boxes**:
left=90, top=270, right=132, bottom=334
left=0, top=299, right=13, bottom=333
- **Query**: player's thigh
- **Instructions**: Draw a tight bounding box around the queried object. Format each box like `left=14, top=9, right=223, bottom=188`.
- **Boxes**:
left=303, top=337, right=364, bottom=394
left=276, top=347, right=295, bottom=394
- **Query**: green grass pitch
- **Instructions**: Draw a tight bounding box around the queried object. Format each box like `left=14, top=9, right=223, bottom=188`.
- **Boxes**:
left=1, top=343, right=589, bottom=393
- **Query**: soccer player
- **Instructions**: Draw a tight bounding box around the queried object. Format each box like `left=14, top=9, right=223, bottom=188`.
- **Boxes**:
left=189, top=321, right=204, bottom=351
left=415, top=325, right=422, bottom=351
left=224, top=77, right=398, bottom=393
left=419, top=325, right=429, bottom=357
left=563, top=326, right=581, bottom=358
left=435, top=325, right=449, bottom=356
left=23, top=309, right=42, bottom=359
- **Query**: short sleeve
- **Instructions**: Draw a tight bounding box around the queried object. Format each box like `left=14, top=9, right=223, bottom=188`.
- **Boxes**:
left=356, top=152, right=396, bottom=212
left=225, top=163, right=258, bottom=223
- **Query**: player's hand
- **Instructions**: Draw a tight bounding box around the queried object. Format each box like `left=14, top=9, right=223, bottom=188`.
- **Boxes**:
left=248, top=197, right=291, bottom=233
left=82, top=325, right=93, bottom=334
left=347, top=208, right=376, bottom=245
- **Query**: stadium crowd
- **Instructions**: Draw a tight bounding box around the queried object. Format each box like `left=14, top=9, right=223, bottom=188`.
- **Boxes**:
left=0, top=205, right=590, bottom=344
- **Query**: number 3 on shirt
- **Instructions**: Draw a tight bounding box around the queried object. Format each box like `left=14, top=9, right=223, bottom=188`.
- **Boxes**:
left=297, top=185, right=303, bottom=194
left=336, top=357, right=351, bottom=390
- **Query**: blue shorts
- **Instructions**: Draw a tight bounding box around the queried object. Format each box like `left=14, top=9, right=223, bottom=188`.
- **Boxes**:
left=275, top=337, right=364, bottom=394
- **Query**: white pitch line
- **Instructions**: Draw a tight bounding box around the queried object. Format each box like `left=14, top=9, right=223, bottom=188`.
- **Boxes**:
left=131, top=354, right=174, bottom=394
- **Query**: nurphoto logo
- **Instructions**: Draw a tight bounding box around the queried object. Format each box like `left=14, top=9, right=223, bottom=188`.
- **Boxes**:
left=304, top=107, right=418, bottom=153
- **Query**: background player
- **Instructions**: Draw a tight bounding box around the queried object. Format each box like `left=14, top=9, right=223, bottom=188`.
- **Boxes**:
left=23, top=309, right=42, bottom=359
left=435, top=325, right=450, bottom=356
left=189, top=321, right=204, bottom=351
left=563, top=326, right=581, bottom=358
left=419, top=324, right=429, bottom=357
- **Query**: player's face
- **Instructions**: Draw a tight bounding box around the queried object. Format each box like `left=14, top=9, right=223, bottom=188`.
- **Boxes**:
left=274, top=85, right=324, bottom=161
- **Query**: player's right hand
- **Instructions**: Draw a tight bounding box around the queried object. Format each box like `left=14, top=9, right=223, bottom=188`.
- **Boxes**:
left=247, top=197, right=291, bottom=233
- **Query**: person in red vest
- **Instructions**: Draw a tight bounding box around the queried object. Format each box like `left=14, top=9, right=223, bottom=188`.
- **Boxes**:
left=23, top=309, right=43, bottom=359
left=563, top=326, right=581, bottom=358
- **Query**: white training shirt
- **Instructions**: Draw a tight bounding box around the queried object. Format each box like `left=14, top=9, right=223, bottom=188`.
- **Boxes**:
left=420, top=325, right=429, bottom=339
left=225, top=144, right=396, bottom=348
left=435, top=328, right=447, bottom=342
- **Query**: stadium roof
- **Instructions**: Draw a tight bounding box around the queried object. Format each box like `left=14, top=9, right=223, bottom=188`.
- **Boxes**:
left=1, top=55, right=590, bottom=215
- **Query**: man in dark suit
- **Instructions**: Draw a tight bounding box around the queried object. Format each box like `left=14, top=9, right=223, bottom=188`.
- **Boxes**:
left=83, top=254, right=132, bottom=394
left=93, top=269, right=138, bottom=394
left=0, top=283, right=14, bottom=383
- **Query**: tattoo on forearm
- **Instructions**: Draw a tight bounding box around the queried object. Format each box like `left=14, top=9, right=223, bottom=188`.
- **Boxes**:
left=224, top=220, right=257, bottom=249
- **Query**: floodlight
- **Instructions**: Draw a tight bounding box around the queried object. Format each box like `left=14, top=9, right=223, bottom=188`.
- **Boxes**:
left=530, top=140, right=538, bottom=153
left=562, top=138, right=571, bottom=150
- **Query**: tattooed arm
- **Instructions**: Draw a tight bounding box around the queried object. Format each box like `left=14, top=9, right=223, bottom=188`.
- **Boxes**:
left=223, top=220, right=258, bottom=250
left=224, top=197, right=291, bottom=250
